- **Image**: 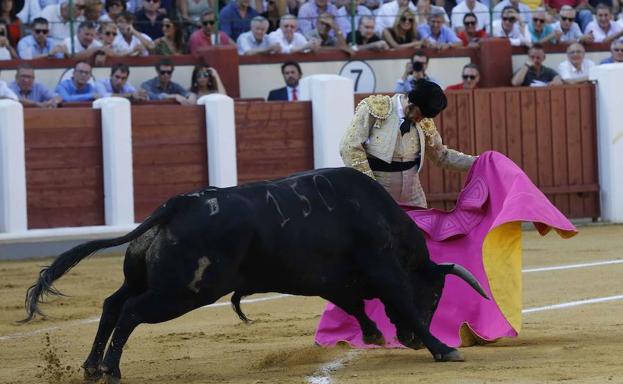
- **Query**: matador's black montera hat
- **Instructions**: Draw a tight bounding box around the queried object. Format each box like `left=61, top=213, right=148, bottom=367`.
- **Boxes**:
left=408, top=79, right=448, bottom=118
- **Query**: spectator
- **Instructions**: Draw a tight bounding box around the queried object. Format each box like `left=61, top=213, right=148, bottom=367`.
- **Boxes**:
left=335, top=0, right=372, bottom=37
left=135, top=0, right=166, bottom=40
left=446, top=63, right=481, bottom=90
left=0, top=73, right=18, bottom=100
left=99, top=0, right=126, bottom=22
left=575, top=0, right=606, bottom=31
left=55, top=61, right=106, bottom=102
left=98, top=21, right=120, bottom=52
left=492, top=0, right=532, bottom=25
left=297, top=0, right=339, bottom=35
left=178, top=0, right=212, bottom=24
left=114, top=12, right=154, bottom=56
left=375, top=0, right=417, bottom=35
left=418, top=8, right=462, bottom=49
left=0, top=0, right=21, bottom=46
left=268, top=14, right=319, bottom=53
left=17, top=0, right=41, bottom=24
left=584, top=4, right=623, bottom=43
left=219, top=0, right=260, bottom=41
left=457, top=12, right=487, bottom=47
left=450, top=0, right=489, bottom=33
left=17, top=17, right=67, bottom=59
left=188, top=9, right=234, bottom=54
left=84, top=0, right=103, bottom=23
left=0, top=19, right=17, bottom=59
left=267, top=61, right=302, bottom=101
left=414, top=0, right=449, bottom=27
left=237, top=15, right=281, bottom=54
left=557, top=42, right=595, bottom=83
left=551, top=5, right=585, bottom=43
left=261, top=0, right=287, bottom=33
left=153, top=17, right=185, bottom=54
left=62, top=20, right=103, bottom=60
left=99, top=63, right=148, bottom=100
left=346, top=15, right=389, bottom=51
left=492, top=6, right=531, bottom=46
left=382, top=9, right=422, bottom=49
left=141, top=58, right=194, bottom=104
left=600, top=37, right=623, bottom=63
left=38, top=0, right=87, bottom=44
left=528, top=7, right=557, bottom=44
left=544, top=0, right=592, bottom=30
left=511, top=44, right=563, bottom=86
left=189, top=64, right=226, bottom=101
left=306, top=12, right=349, bottom=50
left=9, top=63, right=62, bottom=107
left=395, top=50, right=439, bottom=93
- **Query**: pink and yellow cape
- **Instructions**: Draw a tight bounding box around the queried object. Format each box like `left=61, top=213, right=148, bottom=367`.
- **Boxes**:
left=315, top=151, right=577, bottom=348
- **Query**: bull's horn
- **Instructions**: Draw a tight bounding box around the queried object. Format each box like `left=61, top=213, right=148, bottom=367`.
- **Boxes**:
left=440, top=263, right=490, bottom=300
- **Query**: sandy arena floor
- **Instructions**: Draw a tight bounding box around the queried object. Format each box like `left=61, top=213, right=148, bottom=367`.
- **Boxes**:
left=1, top=224, right=622, bottom=384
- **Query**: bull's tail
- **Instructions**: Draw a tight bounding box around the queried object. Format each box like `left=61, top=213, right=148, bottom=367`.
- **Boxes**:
left=230, top=291, right=251, bottom=323
left=22, top=196, right=186, bottom=323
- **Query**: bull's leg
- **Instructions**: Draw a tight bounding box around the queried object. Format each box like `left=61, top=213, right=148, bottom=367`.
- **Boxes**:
left=383, top=305, right=422, bottom=350
left=326, top=297, right=385, bottom=346
left=82, top=283, right=132, bottom=381
left=100, top=291, right=201, bottom=384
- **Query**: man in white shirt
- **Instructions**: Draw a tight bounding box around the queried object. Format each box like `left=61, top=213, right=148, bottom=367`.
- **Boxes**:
left=237, top=16, right=282, bottom=55
left=584, top=4, right=623, bottom=44
left=451, top=0, right=490, bottom=32
left=267, top=15, right=319, bottom=54
left=492, top=6, right=531, bottom=47
left=62, top=21, right=103, bottom=59
left=492, top=0, right=532, bottom=25
left=36, top=0, right=87, bottom=44
left=112, top=11, right=154, bottom=56
left=557, top=42, right=595, bottom=84
left=375, top=0, right=417, bottom=35
left=551, top=6, right=584, bottom=43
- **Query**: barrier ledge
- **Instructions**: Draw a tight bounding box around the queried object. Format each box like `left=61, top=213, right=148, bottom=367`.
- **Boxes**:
left=0, top=224, right=138, bottom=245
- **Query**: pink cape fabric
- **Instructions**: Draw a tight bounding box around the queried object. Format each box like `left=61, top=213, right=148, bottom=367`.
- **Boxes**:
left=315, top=151, right=577, bottom=348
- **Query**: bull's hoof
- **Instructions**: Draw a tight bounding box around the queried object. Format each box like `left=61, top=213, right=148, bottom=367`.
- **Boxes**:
left=434, top=350, right=464, bottom=362
left=363, top=332, right=386, bottom=346
left=103, top=373, right=121, bottom=384
left=82, top=365, right=102, bottom=382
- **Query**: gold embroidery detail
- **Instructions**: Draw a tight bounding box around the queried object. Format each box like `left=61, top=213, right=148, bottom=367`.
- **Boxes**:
left=419, top=118, right=438, bottom=137
left=361, top=95, right=392, bottom=120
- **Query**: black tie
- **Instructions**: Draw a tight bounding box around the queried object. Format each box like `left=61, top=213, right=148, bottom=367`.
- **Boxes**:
left=400, top=119, right=411, bottom=136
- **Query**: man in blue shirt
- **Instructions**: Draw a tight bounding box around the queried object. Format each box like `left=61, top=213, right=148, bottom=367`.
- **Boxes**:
left=141, top=58, right=193, bottom=104
left=9, top=64, right=62, bottom=107
left=417, top=9, right=462, bottom=50
left=55, top=61, right=107, bottom=102
left=17, top=17, right=67, bottom=59
left=99, top=63, right=148, bottom=101
left=220, top=0, right=260, bottom=41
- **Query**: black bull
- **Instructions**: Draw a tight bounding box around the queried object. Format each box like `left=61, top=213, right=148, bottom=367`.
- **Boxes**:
left=24, top=167, right=488, bottom=383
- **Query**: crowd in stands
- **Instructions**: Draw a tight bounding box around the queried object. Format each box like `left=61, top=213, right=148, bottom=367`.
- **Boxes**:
left=1, top=0, right=622, bottom=105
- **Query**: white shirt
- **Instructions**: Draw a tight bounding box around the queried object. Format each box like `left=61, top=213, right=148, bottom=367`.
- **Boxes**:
left=112, top=33, right=152, bottom=56
left=375, top=0, right=417, bottom=35
left=62, top=35, right=103, bottom=54
left=584, top=21, right=622, bottom=43
left=557, top=59, right=595, bottom=81
left=287, top=86, right=300, bottom=101
left=37, top=4, right=85, bottom=44
left=0, top=47, right=11, bottom=60
left=17, top=0, right=42, bottom=24
left=492, top=19, right=531, bottom=46
left=551, top=21, right=583, bottom=42
left=236, top=31, right=270, bottom=55
left=451, top=1, right=490, bottom=32
left=492, top=0, right=532, bottom=25
left=267, top=29, right=308, bottom=54
left=0, top=80, right=19, bottom=100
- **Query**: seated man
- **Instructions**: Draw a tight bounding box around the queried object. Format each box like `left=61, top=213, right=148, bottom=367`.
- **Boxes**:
left=113, top=12, right=154, bottom=56
left=346, top=15, right=389, bottom=51
left=296, top=0, right=339, bottom=35
left=511, top=44, right=562, bottom=87
left=38, top=0, right=87, bottom=44
left=99, top=63, right=148, bottom=101
left=395, top=50, right=439, bottom=93
left=417, top=8, right=462, bottom=50
left=450, top=0, right=490, bottom=33
left=62, top=20, right=104, bottom=60
left=141, top=58, right=193, bottom=105
left=237, top=16, right=281, bottom=55
left=551, top=6, right=584, bottom=43
left=268, top=15, right=319, bottom=53
left=305, top=13, right=349, bottom=50
left=188, top=9, right=235, bottom=55
left=55, top=61, right=106, bottom=102
left=600, top=38, right=623, bottom=64
left=528, top=8, right=557, bottom=45
left=17, top=17, right=67, bottom=59
left=445, top=63, right=481, bottom=90
left=557, top=42, right=595, bottom=84
left=267, top=61, right=302, bottom=101
left=335, top=0, right=373, bottom=37
left=584, top=4, right=623, bottom=44
left=492, top=6, right=531, bottom=47
left=219, top=0, right=260, bottom=41
left=9, top=63, right=62, bottom=107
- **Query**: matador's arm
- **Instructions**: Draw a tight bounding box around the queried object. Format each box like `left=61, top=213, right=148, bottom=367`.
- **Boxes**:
left=420, top=118, right=476, bottom=172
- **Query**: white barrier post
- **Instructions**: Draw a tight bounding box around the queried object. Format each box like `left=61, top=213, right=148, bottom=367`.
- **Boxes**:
left=0, top=100, right=27, bottom=233
left=299, top=75, right=354, bottom=169
left=93, top=97, right=135, bottom=225
left=589, top=64, right=623, bottom=223
left=198, top=94, right=238, bottom=187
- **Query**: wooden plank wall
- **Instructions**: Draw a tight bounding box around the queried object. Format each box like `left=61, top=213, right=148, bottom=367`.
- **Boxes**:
left=23, top=109, right=105, bottom=228
left=236, top=101, right=314, bottom=184
left=131, top=105, right=208, bottom=221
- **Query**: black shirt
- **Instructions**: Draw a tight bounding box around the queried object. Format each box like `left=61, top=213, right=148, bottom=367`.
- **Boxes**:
left=521, top=65, right=559, bottom=86
left=345, top=31, right=381, bottom=46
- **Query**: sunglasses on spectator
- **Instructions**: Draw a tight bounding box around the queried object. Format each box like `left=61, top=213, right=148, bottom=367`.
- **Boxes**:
left=104, top=31, right=118, bottom=36
left=533, top=18, right=546, bottom=23
left=464, top=21, right=476, bottom=26
left=198, top=71, right=211, bottom=79
left=400, top=17, right=414, bottom=23
left=144, top=0, right=160, bottom=3
left=462, top=75, right=477, bottom=80
left=561, top=17, right=574, bottom=22
left=568, top=50, right=583, bottom=54
left=613, top=48, right=623, bottom=52
left=202, top=20, right=216, bottom=26
left=502, top=16, right=516, bottom=22
left=159, top=70, right=173, bottom=75
left=163, top=23, right=173, bottom=28
left=34, top=28, right=49, bottom=34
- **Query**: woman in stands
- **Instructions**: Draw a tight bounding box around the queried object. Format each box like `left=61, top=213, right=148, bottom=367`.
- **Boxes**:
left=153, top=17, right=186, bottom=55
left=383, top=8, right=422, bottom=49
left=262, top=0, right=287, bottom=34
left=188, top=64, right=226, bottom=102
left=0, top=20, right=17, bottom=59
left=457, top=12, right=487, bottom=48
left=0, top=0, right=21, bottom=47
